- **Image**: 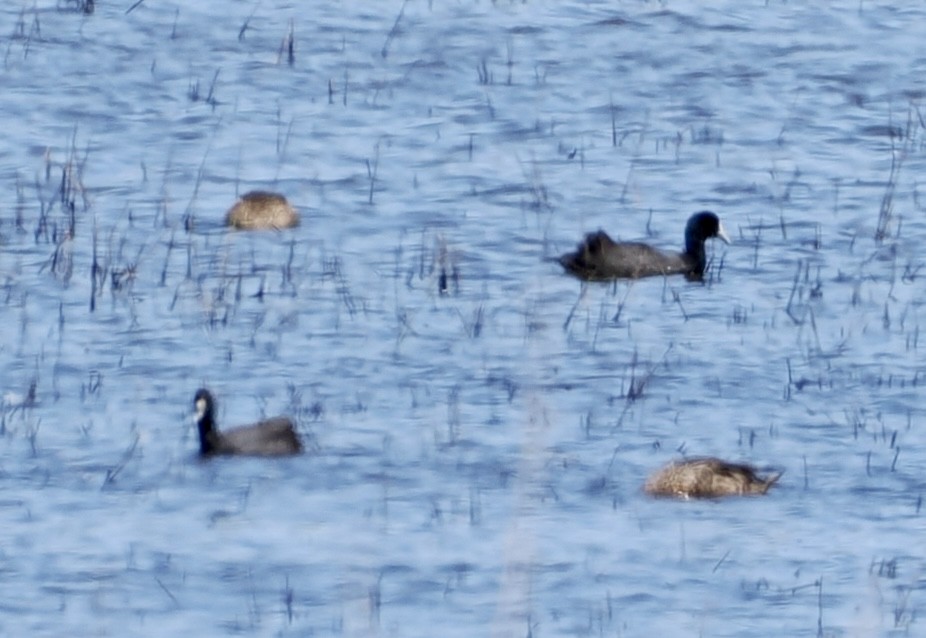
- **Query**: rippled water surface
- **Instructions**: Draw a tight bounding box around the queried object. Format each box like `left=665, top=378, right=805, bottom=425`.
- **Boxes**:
left=2, top=1, right=926, bottom=636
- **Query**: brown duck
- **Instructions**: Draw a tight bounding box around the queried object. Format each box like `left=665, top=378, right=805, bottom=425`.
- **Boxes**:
left=193, top=389, right=302, bottom=457
left=558, top=211, right=730, bottom=281
left=644, top=457, right=781, bottom=499
left=225, top=191, right=299, bottom=230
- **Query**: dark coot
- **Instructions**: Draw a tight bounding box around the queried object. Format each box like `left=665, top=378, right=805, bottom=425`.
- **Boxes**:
left=193, top=389, right=302, bottom=457
left=558, top=211, right=730, bottom=281
left=644, top=457, right=781, bottom=499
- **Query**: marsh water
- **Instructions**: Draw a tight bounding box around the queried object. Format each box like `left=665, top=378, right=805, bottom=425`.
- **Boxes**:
left=1, top=1, right=925, bottom=636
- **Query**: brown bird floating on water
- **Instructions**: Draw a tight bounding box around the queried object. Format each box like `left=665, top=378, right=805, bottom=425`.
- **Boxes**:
left=558, top=211, right=730, bottom=281
left=644, top=457, right=781, bottom=499
left=225, top=191, right=299, bottom=230
left=193, top=389, right=302, bottom=457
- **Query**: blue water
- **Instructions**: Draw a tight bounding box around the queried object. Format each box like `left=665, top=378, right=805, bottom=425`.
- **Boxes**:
left=1, top=1, right=925, bottom=635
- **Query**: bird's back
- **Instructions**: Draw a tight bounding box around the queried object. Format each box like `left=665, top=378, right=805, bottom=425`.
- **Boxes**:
left=645, top=458, right=780, bottom=498
left=215, top=416, right=302, bottom=456
left=559, top=231, right=693, bottom=280
left=225, top=191, right=299, bottom=230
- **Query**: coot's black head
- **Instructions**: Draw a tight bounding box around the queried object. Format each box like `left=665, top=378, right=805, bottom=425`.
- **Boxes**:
left=193, top=389, right=219, bottom=455
left=685, top=211, right=730, bottom=245
left=679, top=211, right=730, bottom=281
left=194, top=389, right=216, bottom=427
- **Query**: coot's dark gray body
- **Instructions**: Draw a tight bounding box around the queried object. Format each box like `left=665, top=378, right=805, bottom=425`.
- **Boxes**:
left=558, top=211, right=730, bottom=281
left=644, top=457, right=781, bottom=499
left=194, top=389, right=302, bottom=457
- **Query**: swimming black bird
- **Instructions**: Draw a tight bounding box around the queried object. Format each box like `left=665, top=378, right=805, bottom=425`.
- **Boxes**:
left=193, top=389, right=302, bottom=457
left=644, top=457, right=781, bottom=499
left=558, top=211, right=730, bottom=281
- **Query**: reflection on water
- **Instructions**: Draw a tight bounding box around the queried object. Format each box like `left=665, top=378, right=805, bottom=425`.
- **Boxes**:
left=1, top=1, right=924, bottom=635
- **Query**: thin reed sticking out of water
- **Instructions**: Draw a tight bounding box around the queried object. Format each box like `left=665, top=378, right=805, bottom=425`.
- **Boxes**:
left=366, top=141, right=380, bottom=205
left=237, top=3, right=261, bottom=41
left=276, top=111, right=295, bottom=161
left=381, top=0, right=408, bottom=59
left=432, top=235, right=459, bottom=297
left=278, top=20, right=295, bottom=66
left=561, top=284, right=588, bottom=332
left=874, top=106, right=920, bottom=243
left=102, top=434, right=140, bottom=489
left=875, top=146, right=902, bottom=244
left=32, top=133, right=89, bottom=247
left=59, top=0, right=94, bottom=14
left=602, top=346, right=673, bottom=436
left=187, top=69, right=219, bottom=109
left=90, top=221, right=100, bottom=311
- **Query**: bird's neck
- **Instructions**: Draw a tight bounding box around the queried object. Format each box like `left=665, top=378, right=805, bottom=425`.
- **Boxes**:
left=685, top=234, right=707, bottom=270
left=197, top=412, right=219, bottom=454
